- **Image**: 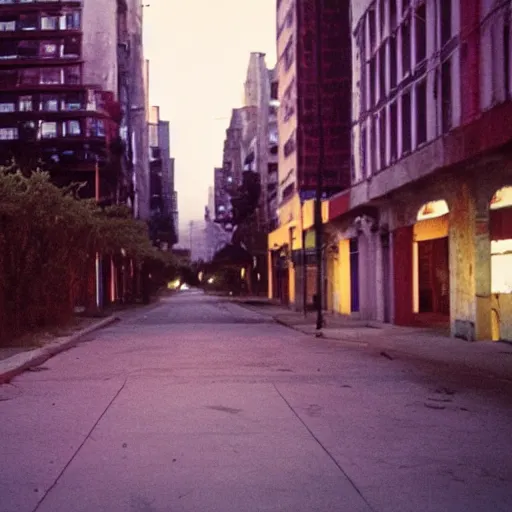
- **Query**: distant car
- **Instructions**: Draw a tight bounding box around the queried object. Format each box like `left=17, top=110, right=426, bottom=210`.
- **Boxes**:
left=180, top=283, right=190, bottom=291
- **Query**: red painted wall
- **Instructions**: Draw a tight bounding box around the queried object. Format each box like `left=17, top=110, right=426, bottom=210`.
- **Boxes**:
left=490, top=207, right=512, bottom=241
left=393, top=226, right=414, bottom=326
left=459, top=0, right=481, bottom=125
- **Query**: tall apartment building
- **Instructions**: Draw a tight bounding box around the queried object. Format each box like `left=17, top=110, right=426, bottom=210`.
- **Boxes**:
left=148, top=104, right=177, bottom=248
left=268, top=0, right=353, bottom=307
left=0, top=0, right=149, bottom=215
left=321, top=0, right=512, bottom=341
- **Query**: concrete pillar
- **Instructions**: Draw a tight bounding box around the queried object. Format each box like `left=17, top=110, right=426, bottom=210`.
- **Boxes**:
left=449, top=182, right=492, bottom=340
left=358, top=229, right=378, bottom=321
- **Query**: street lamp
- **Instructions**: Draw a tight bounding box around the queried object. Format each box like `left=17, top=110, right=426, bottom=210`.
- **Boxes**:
left=314, top=0, right=324, bottom=331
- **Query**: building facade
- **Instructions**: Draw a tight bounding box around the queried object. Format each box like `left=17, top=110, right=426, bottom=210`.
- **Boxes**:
left=321, top=0, right=512, bottom=341
left=0, top=0, right=123, bottom=200
left=268, top=0, right=353, bottom=308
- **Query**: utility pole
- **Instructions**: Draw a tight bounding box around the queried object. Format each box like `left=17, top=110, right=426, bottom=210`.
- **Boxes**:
left=314, top=0, right=324, bottom=331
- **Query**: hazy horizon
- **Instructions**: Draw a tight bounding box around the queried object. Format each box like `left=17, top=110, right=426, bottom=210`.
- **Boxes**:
left=143, top=0, right=277, bottom=234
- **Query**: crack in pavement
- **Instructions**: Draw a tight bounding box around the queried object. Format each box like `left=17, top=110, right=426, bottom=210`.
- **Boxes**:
left=272, top=383, right=377, bottom=512
left=31, top=378, right=128, bottom=512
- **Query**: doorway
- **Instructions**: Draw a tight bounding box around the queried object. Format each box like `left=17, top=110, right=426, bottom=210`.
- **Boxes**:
left=350, top=238, right=360, bottom=312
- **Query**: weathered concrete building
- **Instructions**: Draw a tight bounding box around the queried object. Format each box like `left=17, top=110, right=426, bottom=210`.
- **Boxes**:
left=268, top=0, right=353, bottom=307
left=322, top=0, right=512, bottom=341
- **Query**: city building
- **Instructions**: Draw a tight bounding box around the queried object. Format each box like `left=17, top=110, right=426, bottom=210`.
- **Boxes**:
left=148, top=104, right=177, bottom=249
left=320, top=0, right=512, bottom=342
left=268, top=0, right=353, bottom=307
left=0, top=0, right=122, bottom=200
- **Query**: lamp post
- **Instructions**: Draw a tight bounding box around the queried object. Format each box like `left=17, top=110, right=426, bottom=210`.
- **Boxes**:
left=314, top=0, right=324, bottom=331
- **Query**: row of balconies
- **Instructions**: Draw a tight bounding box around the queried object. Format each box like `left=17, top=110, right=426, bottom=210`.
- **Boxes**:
left=0, top=88, right=103, bottom=114
left=0, top=9, right=80, bottom=33
left=0, top=36, right=81, bottom=62
left=0, top=116, right=107, bottom=142
left=0, top=64, right=80, bottom=88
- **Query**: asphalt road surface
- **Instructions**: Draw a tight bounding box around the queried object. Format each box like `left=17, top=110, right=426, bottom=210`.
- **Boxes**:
left=1, top=291, right=511, bottom=512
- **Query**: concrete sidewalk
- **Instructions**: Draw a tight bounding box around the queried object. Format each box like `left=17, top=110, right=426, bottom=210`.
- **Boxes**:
left=232, top=297, right=512, bottom=382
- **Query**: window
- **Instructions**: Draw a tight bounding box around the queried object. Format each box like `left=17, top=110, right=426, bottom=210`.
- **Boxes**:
left=369, top=7, right=376, bottom=52
left=271, top=81, right=278, bottom=100
left=0, top=40, right=17, bottom=58
left=19, top=13, right=38, bottom=31
left=283, top=132, right=296, bottom=157
left=19, top=95, right=33, bottom=112
left=369, top=56, right=376, bottom=106
left=401, top=16, right=411, bottom=76
left=415, top=3, right=426, bottom=64
left=379, top=45, right=386, bottom=99
left=64, top=65, right=80, bottom=84
left=390, top=101, right=398, bottom=162
left=401, top=90, right=412, bottom=153
left=19, top=121, right=36, bottom=141
left=63, top=37, right=80, bottom=57
left=416, top=79, right=427, bottom=145
left=441, top=0, right=452, bottom=46
left=379, top=109, right=386, bottom=169
left=40, top=41, right=59, bottom=58
left=40, top=121, right=58, bottom=139
left=379, top=0, right=385, bottom=37
left=40, top=68, right=61, bottom=84
left=0, top=20, right=16, bottom=31
left=65, top=11, right=81, bottom=30
left=371, top=116, right=378, bottom=173
left=63, top=120, right=81, bottom=136
left=62, top=92, right=81, bottom=111
left=41, top=15, right=59, bottom=30
left=0, top=70, right=16, bottom=87
left=283, top=37, right=294, bottom=71
left=18, top=40, right=38, bottom=58
left=390, top=0, right=397, bottom=31
left=0, top=101, right=15, bottom=112
left=389, top=35, right=397, bottom=89
left=20, top=68, right=38, bottom=85
left=441, top=59, right=452, bottom=132
left=0, top=127, right=18, bottom=140
left=40, top=95, right=59, bottom=112
left=361, top=125, right=367, bottom=179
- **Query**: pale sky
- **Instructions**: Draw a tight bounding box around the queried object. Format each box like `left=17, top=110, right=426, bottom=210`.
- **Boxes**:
left=143, top=1, right=277, bottom=232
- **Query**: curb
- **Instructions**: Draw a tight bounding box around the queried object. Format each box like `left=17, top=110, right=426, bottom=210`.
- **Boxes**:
left=0, top=316, right=119, bottom=385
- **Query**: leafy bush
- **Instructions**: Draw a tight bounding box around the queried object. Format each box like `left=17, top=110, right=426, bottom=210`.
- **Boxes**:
left=0, top=170, right=175, bottom=344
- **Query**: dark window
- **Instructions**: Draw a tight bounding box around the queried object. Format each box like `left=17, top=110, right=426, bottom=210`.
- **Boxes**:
left=283, top=133, right=296, bottom=157
left=40, top=67, right=61, bottom=84
left=62, top=92, right=82, bottom=111
left=369, top=8, right=376, bottom=51
left=441, top=59, right=452, bottom=132
left=0, top=70, right=17, bottom=87
left=379, top=45, right=386, bottom=99
left=18, top=40, right=38, bottom=58
left=271, top=81, right=278, bottom=100
left=283, top=37, right=294, bottom=71
left=64, top=65, right=80, bottom=84
left=390, top=35, right=397, bottom=88
left=19, top=13, right=38, bottom=31
left=390, top=101, right=398, bottom=162
left=20, top=68, right=39, bottom=85
left=379, top=110, right=386, bottom=169
left=40, top=94, right=59, bottom=111
left=390, top=0, right=397, bottom=31
left=441, top=0, right=452, bottom=46
left=415, top=3, right=426, bottom=64
left=416, top=79, right=427, bottom=144
left=360, top=125, right=367, bottom=179
left=369, top=56, right=376, bottom=106
left=371, top=117, right=378, bottom=173
left=63, top=37, right=80, bottom=57
left=401, top=16, right=411, bottom=76
left=379, top=0, right=385, bottom=36
left=0, top=40, right=17, bottom=58
left=401, top=90, right=412, bottom=153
